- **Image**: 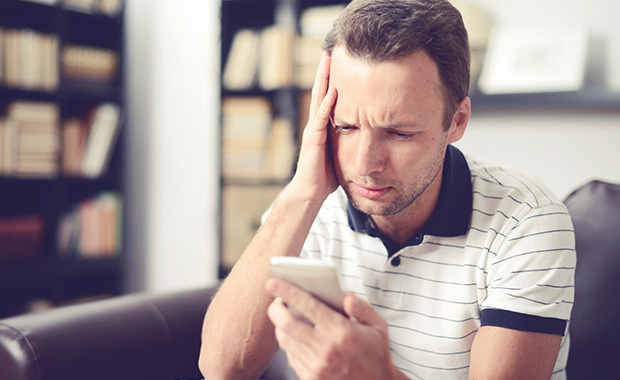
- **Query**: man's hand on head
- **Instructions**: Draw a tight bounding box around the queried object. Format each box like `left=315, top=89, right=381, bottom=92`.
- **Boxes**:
left=266, top=278, right=408, bottom=380
left=286, top=51, right=339, bottom=206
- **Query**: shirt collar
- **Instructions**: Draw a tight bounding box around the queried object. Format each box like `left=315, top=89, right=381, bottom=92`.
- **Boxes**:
left=347, top=144, right=472, bottom=240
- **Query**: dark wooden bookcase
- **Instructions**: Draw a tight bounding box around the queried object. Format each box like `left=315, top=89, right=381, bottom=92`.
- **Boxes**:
left=0, top=0, right=126, bottom=317
left=218, top=0, right=346, bottom=276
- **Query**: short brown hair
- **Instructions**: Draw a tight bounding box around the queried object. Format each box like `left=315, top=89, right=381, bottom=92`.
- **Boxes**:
left=323, top=0, right=470, bottom=129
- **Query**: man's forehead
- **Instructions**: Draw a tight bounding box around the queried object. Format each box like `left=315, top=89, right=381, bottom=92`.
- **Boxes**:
left=329, top=47, right=441, bottom=91
left=329, top=46, right=444, bottom=126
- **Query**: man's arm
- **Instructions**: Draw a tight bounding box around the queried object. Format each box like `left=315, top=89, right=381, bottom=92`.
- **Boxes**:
left=469, top=326, right=562, bottom=380
left=198, top=54, right=338, bottom=379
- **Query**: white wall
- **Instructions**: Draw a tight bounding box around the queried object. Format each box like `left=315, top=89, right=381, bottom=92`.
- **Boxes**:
left=455, top=111, right=620, bottom=200
left=124, top=0, right=221, bottom=292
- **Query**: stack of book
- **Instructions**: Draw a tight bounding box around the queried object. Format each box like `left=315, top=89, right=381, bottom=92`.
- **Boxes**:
left=62, top=44, right=119, bottom=83
left=263, top=116, right=296, bottom=181
left=221, top=97, right=272, bottom=179
left=62, top=102, right=122, bottom=178
left=61, top=0, right=123, bottom=16
left=0, top=215, right=44, bottom=260
left=258, top=25, right=295, bottom=91
left=295, top=5, right=344, bottom=89
left=223, top=26, right=295, bottom=91
left=0, top=28, right=59, bottom=92
left=0, top=101, right=60, bottom=177
left=57, top=191, right=123, bottom=259
left=221, top=97, right=296, bottom=181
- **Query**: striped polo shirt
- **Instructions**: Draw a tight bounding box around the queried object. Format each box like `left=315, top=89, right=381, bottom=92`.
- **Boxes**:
left=300, top=145, right=576, bottom=380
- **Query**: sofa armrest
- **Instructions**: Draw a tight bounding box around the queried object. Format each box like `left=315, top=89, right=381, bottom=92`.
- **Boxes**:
left=0, top=284, right=219, bottom=380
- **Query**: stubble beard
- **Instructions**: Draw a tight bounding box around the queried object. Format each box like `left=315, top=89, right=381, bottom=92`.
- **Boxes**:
left=340, top=145, right=447, bottom=217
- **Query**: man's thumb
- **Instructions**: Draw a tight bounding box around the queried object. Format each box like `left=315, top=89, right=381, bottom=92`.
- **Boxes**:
left=343, top=292, right=385, bottom=327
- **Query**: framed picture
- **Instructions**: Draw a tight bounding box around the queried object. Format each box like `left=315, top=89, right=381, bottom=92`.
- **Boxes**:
left=477, top=22, right=588, bottom=94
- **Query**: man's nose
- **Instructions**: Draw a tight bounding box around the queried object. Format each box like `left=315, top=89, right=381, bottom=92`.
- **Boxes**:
left=353, top=132, right=384, bottom=177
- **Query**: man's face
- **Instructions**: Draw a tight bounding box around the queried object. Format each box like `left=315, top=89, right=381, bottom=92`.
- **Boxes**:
left=329, top=47, right=464, bottom=218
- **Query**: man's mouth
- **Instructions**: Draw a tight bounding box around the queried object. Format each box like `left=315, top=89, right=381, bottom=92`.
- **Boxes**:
left=353, top=184, right=390, bottom=199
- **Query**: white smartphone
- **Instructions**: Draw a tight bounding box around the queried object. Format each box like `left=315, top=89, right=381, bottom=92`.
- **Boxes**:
left=270, top=256, right=344, bottom=314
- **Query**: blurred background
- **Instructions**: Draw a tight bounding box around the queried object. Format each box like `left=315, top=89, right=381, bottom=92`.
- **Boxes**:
left=0, top=0, right=618, bottom=317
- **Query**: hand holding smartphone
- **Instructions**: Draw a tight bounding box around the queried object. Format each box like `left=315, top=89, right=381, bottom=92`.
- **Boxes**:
left=270, top=256, right=344, bottom=314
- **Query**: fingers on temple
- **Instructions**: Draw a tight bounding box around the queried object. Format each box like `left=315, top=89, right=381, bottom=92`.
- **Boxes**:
left=309, top=54, right=332, bottom=120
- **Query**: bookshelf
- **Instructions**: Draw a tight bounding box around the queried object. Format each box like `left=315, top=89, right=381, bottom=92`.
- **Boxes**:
left=219, top=0, right=344, bottom=275
left=218, top=0, right=620, bottom=276
left=0, top=0, right=125, bottom=317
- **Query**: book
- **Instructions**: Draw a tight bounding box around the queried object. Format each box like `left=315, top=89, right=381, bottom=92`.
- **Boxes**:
left=295, top=5, right=344, bottom=89
left=62, top=0, right=97, bottom=13
left=258, top=26, right=295, bottom=90
left=62, top=103, right=122, bottom=178
left=298, top=5, right=345, bottom=38
left=98, top=0, right=123, bottom=16
left=7, top=101, right=59, bottom=122
left=57, top=191, right=123, bottom=259
left=221, top=185, right=283, bottom=269
left=223, top=29, right=261, bottom=91
left=4, top=30, right=19, bottom=88
left=41, top=34, right=59, bottom=91
left=62, top=118, right=87, bottom=175
left=62, top=0, right=123, bottom=16
left=221, top=97, right=272, bottom=179
left=2, top=29, right=59, bottom=92
left=224, top=26, right=297, bottom=91
left=0, top=28, right=3, bottom=85
left=221, top=97, right=297, bottom=181
left=0, top=215, right=44, bottom=260
left=62, top=44, right=118, bottom=83
left=264, top=117, right=296, bottom=181
left=4, top=101, right=60, bottom=177
left=81, top=102, right=122, bottom=178
left=0, top=120, right=12, bottom=174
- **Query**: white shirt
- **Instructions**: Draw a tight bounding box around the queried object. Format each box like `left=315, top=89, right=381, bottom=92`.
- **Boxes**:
left=300, top=146, right=575, bottom=380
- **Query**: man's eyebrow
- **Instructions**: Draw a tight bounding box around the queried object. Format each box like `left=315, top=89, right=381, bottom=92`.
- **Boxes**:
left=331, top=116, right=421, bottom=130
left=381, top=122, right=422, bottom=130
left=330, top=115, right=349, bottom=126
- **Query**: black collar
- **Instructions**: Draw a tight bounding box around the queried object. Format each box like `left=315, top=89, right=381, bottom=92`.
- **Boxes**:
left=347, top=145, right=472, bottom=255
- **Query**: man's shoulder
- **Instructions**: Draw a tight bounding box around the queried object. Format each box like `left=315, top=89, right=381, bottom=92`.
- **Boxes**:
left=465, top=154, right=563, bottom=210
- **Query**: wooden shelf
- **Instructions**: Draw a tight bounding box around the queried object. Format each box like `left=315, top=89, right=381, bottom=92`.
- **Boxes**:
left=470, top=90, right=620, bottom=112
left=0, top=1, right=126, bottom=317
left=0, top=257, right=122, bottom=283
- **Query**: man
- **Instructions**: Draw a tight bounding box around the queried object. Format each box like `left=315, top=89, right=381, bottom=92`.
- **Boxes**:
left=200, top=1, right=575, bottom=379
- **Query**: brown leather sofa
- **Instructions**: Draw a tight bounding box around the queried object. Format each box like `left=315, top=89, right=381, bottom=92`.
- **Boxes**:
left=564, top=180, right=620, bottom=379
left=0, top=180, right=618, bottom=380
left=0, top=286, right=217, bottom=380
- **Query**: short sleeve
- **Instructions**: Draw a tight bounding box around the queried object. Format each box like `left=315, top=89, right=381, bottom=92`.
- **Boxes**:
left=481, top=202, right=576, bottom=333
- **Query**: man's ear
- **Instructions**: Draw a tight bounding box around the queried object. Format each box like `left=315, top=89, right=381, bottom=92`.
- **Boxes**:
left=447, top=96, right=470, bottom=144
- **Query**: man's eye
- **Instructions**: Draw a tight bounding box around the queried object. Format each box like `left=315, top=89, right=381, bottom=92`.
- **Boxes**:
left=335, top=125, right=355, bottom=132
left=390, top=131, right=415, bottom=139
